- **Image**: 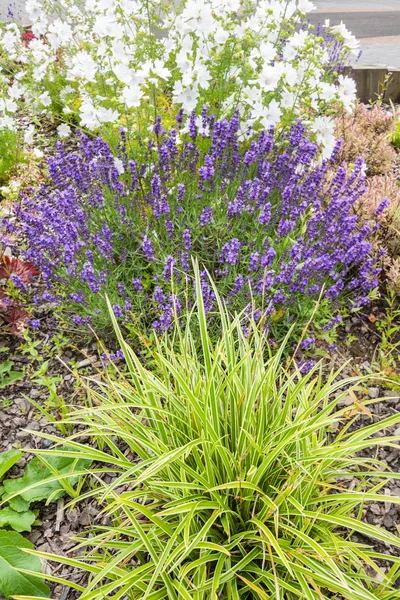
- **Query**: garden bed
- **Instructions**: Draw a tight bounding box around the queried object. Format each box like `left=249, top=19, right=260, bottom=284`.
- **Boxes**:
left=0, top=0, right=400, bottom=597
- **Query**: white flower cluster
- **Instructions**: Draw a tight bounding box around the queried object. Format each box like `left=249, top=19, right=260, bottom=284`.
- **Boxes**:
left=0, top=0, right=359, bottom=155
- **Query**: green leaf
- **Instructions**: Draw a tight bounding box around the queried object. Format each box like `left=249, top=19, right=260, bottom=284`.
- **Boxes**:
left=0, top=371, right=24, bottom=389
left=2, top=455, right=90, bottom=508
left=8, top=496, right=31, bottom=513
left=0, top=507, right=37, bottom=532
left=0, top=530, right=50, bottom=598
left=0, top=449, right=23, bottom=481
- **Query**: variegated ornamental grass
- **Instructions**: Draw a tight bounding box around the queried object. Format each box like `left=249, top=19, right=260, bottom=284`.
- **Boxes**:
left=17, top=267, right=400, bottom=599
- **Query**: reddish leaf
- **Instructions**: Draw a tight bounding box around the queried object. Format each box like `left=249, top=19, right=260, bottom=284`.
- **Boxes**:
left=2, top=306, right=29, bottom=336
left=0, top=257, right=40, bottom=283
left=4, top=306, right=29, bottom=322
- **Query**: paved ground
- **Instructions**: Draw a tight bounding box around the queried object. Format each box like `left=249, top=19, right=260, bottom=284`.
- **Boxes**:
left=1, top=0, right=400, bottom=68
left=2, top=0, right=26, bottom=22
left=310, top=0, right=400, bottom=67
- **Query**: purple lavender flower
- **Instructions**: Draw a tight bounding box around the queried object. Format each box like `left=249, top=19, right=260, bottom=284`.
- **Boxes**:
left=10, top=274, right=26, bottom=290
left=153, top=115, right=162, bottom=136
left=258, top=203, right=271, bottom=226
left=26, top=318, right=41, bottom=329
left=248, top=252, right=260, bottom=272
left=298, top=360, right=317, bottom=374
left=132, top=277, right=143, bottom=292
left=220, top=239, right=241, bottom=266
left=181, top=252, right=190, bottom=272
left=374, top=198, right=390, bottom=217
left=142, top=235, right=155, bottom=262
left=163, top=256, right=176, bottom=282
left=153, top=286, right=165, bottom=304
left=300, top=337, right=315, bottom=350
left=199, top=207, right=213, bottom=227
left=183, top=228, right=192, bottom=250
left=112, top=304, right=124, bottom=318
left=6, top=110, right=382, bottom=349
left=177, top=183, right=185, bottom=204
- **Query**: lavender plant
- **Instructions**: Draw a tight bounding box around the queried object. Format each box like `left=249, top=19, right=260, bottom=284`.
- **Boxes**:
left=4, top=111, right=383, bottom=344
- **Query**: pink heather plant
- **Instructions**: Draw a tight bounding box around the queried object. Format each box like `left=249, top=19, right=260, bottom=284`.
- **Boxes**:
left=356, top=174, right=400, bottom=294
left=334, top=102, right=397, bottom=176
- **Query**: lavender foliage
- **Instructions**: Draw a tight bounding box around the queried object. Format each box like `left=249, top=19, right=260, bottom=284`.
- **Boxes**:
left=5, top=111, right=381, bottom=340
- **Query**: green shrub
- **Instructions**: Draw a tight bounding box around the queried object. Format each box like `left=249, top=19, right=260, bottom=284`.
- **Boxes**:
left=26, top=268, right=400, bottom=599
left=390, top=116, right=400, bottom=149
left=0, top=128, right=20, bottom=187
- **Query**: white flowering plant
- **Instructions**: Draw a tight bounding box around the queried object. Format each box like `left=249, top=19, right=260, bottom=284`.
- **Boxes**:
left=0, top=0, right=360, bottom=156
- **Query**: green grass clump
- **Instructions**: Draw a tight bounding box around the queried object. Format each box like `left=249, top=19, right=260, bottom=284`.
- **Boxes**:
left=24, top=268, right=400, bottom=599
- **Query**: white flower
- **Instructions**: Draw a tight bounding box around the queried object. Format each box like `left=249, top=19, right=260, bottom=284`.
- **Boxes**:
left=93, top=14, right=123, bottom=39
left=25, top=0, right=43, bottom=20
left=33, top=148, right=44, bottom=158
left=330, top=21, right=360, bottom=55
left=297, top=0, right=316, bottom=13
left=0, top=98, right=17, bottom=113
left=172, top=81, right=199, bottom=113
left=2, top=30, right=18, bottom=54
left=243, top=85, right=261, bottom=105
left=8, top=82, right=25, bottom=99
left=57, top=123, right=71, bottom=138
left=257, top=63, right=284, bottom=92
left=111, top=40, right=131, bottom=63
left=337, top=74, right=357, bottom=111
left=47, top=19, right=73, bottom=49
left=282, top=30, right=309, bottom=61
left=180, top=3, right=216, bottom=36
left=97, top=106, right=119, bottom=123
left=0, top=115, right=16, bottom=130
left=280, top=89, right=297, bottom=109
left=122, top=85, right=144, bottom=108
left=192, top=61, right=211, bottom=90
left=69, top=51, right=98, bottom=82
left=150, top=59, right=171, bottom=81
left=79, top=100, right=99, bottom=130
left=24, top=124, right=35, bottom=145
left=114, top=157, right=124, bottom=174
left=31, top=17, right=49, bottom=37
left=39, top=91, right=52, bottom=107
left=290, top=30, right=309, bottom=51
left=32, top=64, right=48, bottom=82
left=260, top=99, right=281, bottom=129
left=214, top=28, right=230, bottom=45
left=176, top=49, right=192, bottom=73
left=311, top=116, right=335, bottom=158
left=113, top=64, right=134, bottom=85
left=316, top=82, right=337, bottom=102
left=258, top=41, right=276, bottom=62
